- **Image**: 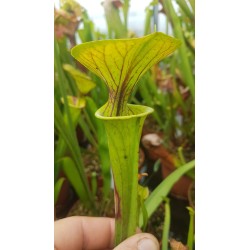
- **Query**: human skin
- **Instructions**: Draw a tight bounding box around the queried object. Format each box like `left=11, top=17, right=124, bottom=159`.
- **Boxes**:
left=54, top=216, right=159, bottom=250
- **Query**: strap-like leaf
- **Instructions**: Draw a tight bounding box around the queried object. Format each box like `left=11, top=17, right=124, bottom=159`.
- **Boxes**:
left=139, top=159, right=195, bottom=227
left=63, top=64, right=96, bottom=94
left=54, top=177, right=65, bottom=205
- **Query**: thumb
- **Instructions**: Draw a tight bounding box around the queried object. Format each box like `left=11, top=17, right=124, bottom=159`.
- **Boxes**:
left=113, top=233, right=159, bottom=250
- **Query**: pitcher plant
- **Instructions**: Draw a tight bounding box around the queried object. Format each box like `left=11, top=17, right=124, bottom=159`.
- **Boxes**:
left=71, top=32, right=181, bottom=245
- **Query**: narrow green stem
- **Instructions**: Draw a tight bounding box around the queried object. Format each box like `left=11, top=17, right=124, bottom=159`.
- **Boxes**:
left=55, top=108, right=81, bottom=161
left=187, top=206, right=195, bottom=249
left=122, top=0, right=130, bottom=30
left=162, top=198, right=171, bottom=250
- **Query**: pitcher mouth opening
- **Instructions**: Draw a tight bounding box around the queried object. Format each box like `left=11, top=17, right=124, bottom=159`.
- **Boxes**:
left=95, top=104, right=154, bottom=120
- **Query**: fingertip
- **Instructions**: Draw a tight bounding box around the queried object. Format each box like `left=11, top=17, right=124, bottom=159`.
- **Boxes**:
left=114, top=233, right=159, bottom=250
left=137, top=235, right=159, bottom=250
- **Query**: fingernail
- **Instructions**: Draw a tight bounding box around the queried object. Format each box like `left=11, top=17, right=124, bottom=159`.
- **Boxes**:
left=138, top=238, right=158, bottom=250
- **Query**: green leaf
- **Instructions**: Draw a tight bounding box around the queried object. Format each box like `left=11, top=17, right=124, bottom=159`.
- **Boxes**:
left=78, top=117, right=98, bottom=148
left=55, top=39, right=95, bottom=209
left=153, top=159, right=161, bottom=172
left=63, top=64, right=96, bottom=94
left=78, top=10, right=94, bottom=42
left=138, top=184, right=149, bottom=231
left=162, top=198, right=171, bottom=250
left=144, top=6, right=153, bottom=35
left=103, top=0, right=127, bottom=38
left=162, top=0, right=195, bottom=98
left=54, top=100, right=94, bottom=208
left=187, top=206, right=195, bottom=249
left=176, top=0, right=194, bottom=21
left=85, top=97, right=111, bottom=198
left=139, top=159, right=195, bottom=226
left=54, top=177, right=65, bottom=205
left=61, top=157, right=87, bottom=203
left=55, top=96, right=84, bottom=161
left=122, top=0, right=130, bottom=29
left=71, top=32, right=181, bottom=116
left=140, top=201, right=149, bottom=232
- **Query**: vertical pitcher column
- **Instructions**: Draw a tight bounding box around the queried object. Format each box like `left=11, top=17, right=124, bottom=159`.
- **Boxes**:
left=96, top=104, right=153, bottom=245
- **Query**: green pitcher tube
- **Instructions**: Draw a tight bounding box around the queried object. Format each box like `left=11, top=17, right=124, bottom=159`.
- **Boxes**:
left=96, top=104, right=153, bottom=245
left=55, top=96, right=86, bottom=161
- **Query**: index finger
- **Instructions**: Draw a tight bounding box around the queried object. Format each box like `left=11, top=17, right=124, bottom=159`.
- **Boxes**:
left=54, top=216, right=115, bottom=250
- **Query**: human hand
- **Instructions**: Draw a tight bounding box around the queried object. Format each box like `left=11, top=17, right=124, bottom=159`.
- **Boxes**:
left=54, top=216, right=159, bottom=250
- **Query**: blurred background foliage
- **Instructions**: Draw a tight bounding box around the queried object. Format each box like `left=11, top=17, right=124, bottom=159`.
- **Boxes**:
left=54, top=0, right=195, bottom=249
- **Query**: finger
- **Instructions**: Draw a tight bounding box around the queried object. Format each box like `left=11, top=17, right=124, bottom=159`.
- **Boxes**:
left=54, top=216, right=115, bottom=250
left=114, top=233, right=159, bottom=250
